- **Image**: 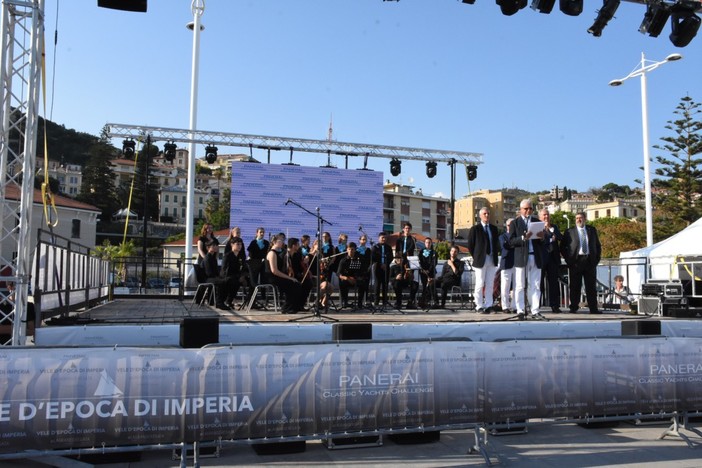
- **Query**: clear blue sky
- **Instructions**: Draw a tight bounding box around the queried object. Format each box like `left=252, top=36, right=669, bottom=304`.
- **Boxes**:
left=43, top=0, right=701, bottom=199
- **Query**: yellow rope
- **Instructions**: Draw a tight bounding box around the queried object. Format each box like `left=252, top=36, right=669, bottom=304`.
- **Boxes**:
left=40, top=32, right=58, bottom=227
left=121, top=141, right=141, bottom=247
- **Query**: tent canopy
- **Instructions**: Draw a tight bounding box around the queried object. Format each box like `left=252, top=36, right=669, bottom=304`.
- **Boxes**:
left=620, top=216, right=702, bottom=261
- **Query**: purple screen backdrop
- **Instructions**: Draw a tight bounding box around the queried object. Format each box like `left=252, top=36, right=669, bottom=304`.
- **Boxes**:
left=229, top=162, right=384, bottom=241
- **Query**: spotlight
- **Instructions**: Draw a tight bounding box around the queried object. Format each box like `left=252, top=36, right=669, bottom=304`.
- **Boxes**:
left=97, top=0, right=147, bottom=13
left=587, top=0, right=620, bottom=37
left=163, top=142, right=177, bottom=162
left=670, top=8, right=701, bottom=47
left=425, top=161, right=437, bottom=178
left=461, top=0, right=476, bottom=3
left=559, top=0, right=583, bottom=16
left=497, top=0, right=527, bottom=16
left=122, top=139, right=136, bottom=158
left=531, top=0, right=556, bottom=14
left=390, top=158, right=402, bottom=177
left=204, top=145, right=218, bottom=164
left=639, top=3, right=671, bottom=37
left=466, top=164, right=477, bottom=181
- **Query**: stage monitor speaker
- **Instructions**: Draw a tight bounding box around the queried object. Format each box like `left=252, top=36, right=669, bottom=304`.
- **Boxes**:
left=180, top=317, right=219, bottom=348
left=332, top=323, right=372, bottom=341
left=97, top=0, right=147, bottom=12
left=637, top=297, right=661, bottom=316
left=622, top=320, right=661, bottom=336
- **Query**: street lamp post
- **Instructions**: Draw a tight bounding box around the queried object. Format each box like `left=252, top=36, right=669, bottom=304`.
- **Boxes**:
left=184, top=0, right=205, bottom=279
left=562, top=214, right=570, bottom=229
left=609, top=52, right=682, bottom=247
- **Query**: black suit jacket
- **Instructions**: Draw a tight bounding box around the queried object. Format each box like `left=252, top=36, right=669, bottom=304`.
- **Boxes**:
left=508, top=216, right=543, bottom=268
left=466, top=223, right=499, bottom=268
left=560, top=225, right=601, bottom=267
left=541, top=225, right=563, bottom=265
left=395, top=236, right=417, bottom=258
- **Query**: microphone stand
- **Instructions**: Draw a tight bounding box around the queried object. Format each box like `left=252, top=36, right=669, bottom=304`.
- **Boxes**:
left=285, top=198, right=337, bottom=322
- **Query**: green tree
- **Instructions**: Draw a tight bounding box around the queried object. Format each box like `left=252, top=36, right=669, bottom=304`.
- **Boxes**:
left=591, top=217, right=645, bottom=258
left=76, top=143, right=121, bottom=226
left=205, top=187, right=231, bottom=230
left=652, top=96, right=702, bottom=226
left=435, top=241, right=451, bottom=260
left=131, top=140, right=160, bottom=221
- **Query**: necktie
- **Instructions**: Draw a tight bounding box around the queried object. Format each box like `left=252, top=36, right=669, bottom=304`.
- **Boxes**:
left=403, top=237, right=407, bottom=253
left=381, top=245, right=385, bottom=262
left=579, top=228, right=589, bottom=255
left=484, top=224, right=491, bottom=255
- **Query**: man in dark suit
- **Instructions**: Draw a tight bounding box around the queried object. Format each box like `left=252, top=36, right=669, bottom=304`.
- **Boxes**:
left=371, top=232, right=392, bottom=306
left=467, top=207, right=500, bottom=314
left=560, top=211, right=602, bottom=314
left=395, top=222, right=417, bottom=259
left=508, top=199, right=546, bottom=320
left=539, top=209, right=563, bottom=313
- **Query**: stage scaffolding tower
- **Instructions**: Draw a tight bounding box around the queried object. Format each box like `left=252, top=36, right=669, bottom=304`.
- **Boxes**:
left=0, top=0, right=44, bottom=346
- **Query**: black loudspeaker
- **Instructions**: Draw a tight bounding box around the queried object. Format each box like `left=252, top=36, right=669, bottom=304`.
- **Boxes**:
left=622, top=320, right=661, bottom=336
left=251, top=441, right=306, bottom=455
left=638, top=297, right=661, bottom=316
left=387, top=431, right=441, bottom=444
left=97, top=0, right=147, bottom=12
left=332, top=323, right=372, bottom=341
left=180, top=318, right=219, bottom=348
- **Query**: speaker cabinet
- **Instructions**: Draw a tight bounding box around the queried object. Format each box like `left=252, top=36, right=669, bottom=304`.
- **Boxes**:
left=638, top=297, right=661, bottom=316
left=332, top=323, right=372, bottom=341
left=622, top=320, right=661, bottom=336
left=97, top=0, right=147, bottom=12
left=180, top=317, right=219, bottom=348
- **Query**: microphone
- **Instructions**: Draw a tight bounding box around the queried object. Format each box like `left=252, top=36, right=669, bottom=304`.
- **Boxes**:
left=358, top=225, right=363, bottom=231
left=285, top=199, right=291, bottom=205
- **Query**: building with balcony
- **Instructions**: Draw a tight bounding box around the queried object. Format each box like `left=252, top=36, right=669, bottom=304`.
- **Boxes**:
left=454, top=189, right=523, bottom=237
left=382, top=182, right=450, bottom=241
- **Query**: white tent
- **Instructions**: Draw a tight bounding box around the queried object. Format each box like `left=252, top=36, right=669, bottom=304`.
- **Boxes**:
left=113, top=208, right=137, bottom=220
left=619, top=216, right=702, bottom=294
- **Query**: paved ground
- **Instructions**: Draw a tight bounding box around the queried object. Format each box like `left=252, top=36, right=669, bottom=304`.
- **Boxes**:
left=3, top=419, right=702, bottom=467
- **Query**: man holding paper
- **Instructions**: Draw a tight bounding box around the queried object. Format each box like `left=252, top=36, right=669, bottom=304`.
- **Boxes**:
left=508, top=199, right=546, bottom=320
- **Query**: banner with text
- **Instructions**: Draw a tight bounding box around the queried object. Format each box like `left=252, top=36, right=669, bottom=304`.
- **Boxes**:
left=1, top=338, right=702, bottom=453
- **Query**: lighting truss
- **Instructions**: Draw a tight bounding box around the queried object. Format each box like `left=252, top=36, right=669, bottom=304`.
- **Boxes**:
left=105, top=123, right=484, bottom=167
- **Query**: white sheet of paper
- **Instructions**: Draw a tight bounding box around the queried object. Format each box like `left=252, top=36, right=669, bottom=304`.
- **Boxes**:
left=527, top=221, right=545, bottom=237
left=407, top=255, right=420, bottom=270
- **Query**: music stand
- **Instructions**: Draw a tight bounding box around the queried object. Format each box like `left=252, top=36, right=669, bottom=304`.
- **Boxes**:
left=285, top=199, right=338, bottom=322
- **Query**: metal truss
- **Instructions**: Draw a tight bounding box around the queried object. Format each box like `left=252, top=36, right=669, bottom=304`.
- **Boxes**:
left=0, top=0, right=44, bottom=346
left=105, top=123, right=484, bottom=166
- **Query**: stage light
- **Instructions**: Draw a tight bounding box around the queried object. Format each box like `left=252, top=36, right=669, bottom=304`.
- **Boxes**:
left=204, top=145, right=218, bottom=164
left=163, top=142, right=177, bottom=162
left=497, top=0, right=527, bottom=16
left=669, top=8, right=701, bottom=47
left=97, top=0, right=147, bottom=13
left=461, top=0, right=476, bottom=4
left=639, top=3, right=671, bottom=37
left=560, top=0, right=583, bottom=16
left=426, top=161, right=437, bottom=178
left=466, top=164, right=477, bottom=181
left=531, top=0, right=556, bottom=14
left=122, top=139, right=136, bottom=158
left=390, top=158, right=402, bottom=177
left=587, top=0, right=621, bottom=37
